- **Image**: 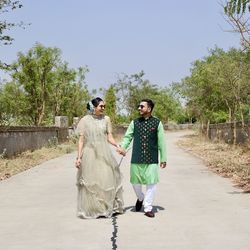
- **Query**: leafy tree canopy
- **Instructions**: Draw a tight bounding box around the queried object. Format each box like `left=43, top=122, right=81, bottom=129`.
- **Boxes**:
left=224, top=0, right=250, bottom=14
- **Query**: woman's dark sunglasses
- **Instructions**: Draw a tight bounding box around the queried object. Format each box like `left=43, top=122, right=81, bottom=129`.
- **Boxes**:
left=99, top=105, right=106, bottom=109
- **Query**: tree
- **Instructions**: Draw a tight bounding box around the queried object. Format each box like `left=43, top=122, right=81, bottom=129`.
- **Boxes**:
left=59, top=67, right=90, bottom=124
left=113, top=71, right=145, bottom=117
left=11, top=43, right=62, bottom=125
left=209, top=48, right=250, bottom=144
left=213, top=48, right=248, bottom=126
left=224, top=0, right=250, bottom=14
left=0, top=0, right=23, bottom=45
left=0, top=80, right=27, bottom=125
left=3, top=43, right=90, bottom=126
left=175, top=57, right=224, bottom=125
left=48, top=65, right=90, bottom=124
left=104, top=85, right=117, bottom=124
left=223, top=0, right=250, bottom=49
left=155, top=86, right=189, bottom=124
left=175, top=46, right=250, bottom=143
left=0, top=0, right=25, bottom=69
left=113, top=71, right=158, bottom=119
left=173, top=47, right=235, bottom=137
left=113, top=71, right=185, bottom=123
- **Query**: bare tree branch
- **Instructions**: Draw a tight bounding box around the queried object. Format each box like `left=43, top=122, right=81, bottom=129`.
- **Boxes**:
left=220, top=1, right=250, bottom=49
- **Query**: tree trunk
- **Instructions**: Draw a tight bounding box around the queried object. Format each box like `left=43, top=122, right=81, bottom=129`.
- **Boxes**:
left=228, top=107, right=232, bottom=123
left=206, top=120, right=210, bottom=139
left=201, top=121, right=204, bottom=135
left=238, top=100, right=245, bottom=126
left=225, top=99, right=232, bottom=122
left=37, top=101, right=45, bottom=126
left=233, top=115, right=237, bottom=145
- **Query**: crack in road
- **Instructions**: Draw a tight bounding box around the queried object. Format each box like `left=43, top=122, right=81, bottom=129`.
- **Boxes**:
left=111, top=215, right=118, bottom=249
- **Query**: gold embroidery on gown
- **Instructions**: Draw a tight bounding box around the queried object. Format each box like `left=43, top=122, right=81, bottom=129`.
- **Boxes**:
left=76, top=114, right=124, bottom=218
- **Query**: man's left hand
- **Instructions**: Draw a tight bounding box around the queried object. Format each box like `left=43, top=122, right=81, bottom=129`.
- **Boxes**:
left=160, top=162, right=167, bottom=168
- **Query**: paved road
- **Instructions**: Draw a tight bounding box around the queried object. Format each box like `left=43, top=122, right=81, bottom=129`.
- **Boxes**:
left=0, top=130, right=250, bottom=250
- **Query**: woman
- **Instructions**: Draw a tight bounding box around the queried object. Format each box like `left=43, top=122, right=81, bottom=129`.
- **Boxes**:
left=75, top=97, right=124, bottom=219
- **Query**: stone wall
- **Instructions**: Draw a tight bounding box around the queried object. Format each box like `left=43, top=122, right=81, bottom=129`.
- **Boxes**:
left=113, top=124, right=128, bottom=136
left=0, top=126, right=68, bottom=158
left=204, top=122, right=250, bottom=144
left=114, top=123, right=193, bottom=133
left=164, top=123, right=193, bottom=130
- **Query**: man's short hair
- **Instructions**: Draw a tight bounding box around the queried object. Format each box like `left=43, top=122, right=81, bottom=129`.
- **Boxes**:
left=140, top=99, right=155, bottom=111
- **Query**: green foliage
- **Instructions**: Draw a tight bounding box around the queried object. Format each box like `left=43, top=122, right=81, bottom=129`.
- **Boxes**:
left=174, top=46, right=250, bottom=125
left=0, top=1, right=27, bottom=69
left=0, top=80, right=27, bottom=125
left=223, top=1, right=250, bottom=50
left=112, top=71, right=186, bottom=123
left=49, top=66, right=90, bottom=124
left=224, top=0, right=250, bottom=14
left=0, top=43, right=90, bottom=126
left=212, top=111, right=229, bottom=123
left=104, top=85, right=117, bottom=123
left=0, top=0, right=23, bottom=46
left=115, top=114, right=130, bottom=124
left=10, top=43, right=62, bottom=125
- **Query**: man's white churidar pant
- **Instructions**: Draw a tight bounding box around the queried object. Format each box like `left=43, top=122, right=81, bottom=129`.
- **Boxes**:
left=132, top=184, right=156, bottom=212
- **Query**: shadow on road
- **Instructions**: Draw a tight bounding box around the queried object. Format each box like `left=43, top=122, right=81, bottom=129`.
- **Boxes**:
left=124, top=205, right=165, bottom=213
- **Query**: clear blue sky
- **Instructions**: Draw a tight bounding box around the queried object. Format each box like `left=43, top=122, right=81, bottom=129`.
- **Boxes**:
left=0, top=0, right=240, bottom=90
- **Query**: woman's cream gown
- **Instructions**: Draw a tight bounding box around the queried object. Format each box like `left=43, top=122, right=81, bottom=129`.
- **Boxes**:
left=76, top=114, right=124, bottom=218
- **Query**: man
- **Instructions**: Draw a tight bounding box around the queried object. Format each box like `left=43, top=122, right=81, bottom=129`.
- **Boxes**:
left=118, top=99, right=167, bottom=218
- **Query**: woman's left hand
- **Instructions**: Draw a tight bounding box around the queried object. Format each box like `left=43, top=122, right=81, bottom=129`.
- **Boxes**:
left=75, top=158, right=82, bottom=169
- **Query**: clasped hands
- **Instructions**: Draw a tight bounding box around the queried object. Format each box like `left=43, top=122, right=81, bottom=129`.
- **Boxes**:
left=116, top=145, right=126, bottom=156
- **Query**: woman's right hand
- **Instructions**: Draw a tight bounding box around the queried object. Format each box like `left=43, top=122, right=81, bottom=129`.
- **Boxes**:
left=75, top=158, right=82, bottom=169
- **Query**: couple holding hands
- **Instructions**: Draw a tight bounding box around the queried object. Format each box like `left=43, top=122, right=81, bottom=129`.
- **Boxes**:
left=75, top=97, right=167, bottom=219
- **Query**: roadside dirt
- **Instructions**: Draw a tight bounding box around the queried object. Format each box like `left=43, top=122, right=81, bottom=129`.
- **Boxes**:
left=177, top=132, right=250, bottom=193
left=0, top=143, right=75, bottom=181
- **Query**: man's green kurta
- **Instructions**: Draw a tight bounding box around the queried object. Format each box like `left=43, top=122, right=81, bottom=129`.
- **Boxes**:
left=121, top=116, right=167, bottom=184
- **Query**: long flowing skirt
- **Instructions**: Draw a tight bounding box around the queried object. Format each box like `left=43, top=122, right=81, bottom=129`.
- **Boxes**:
left=76, top=144, right=124, bottom=219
